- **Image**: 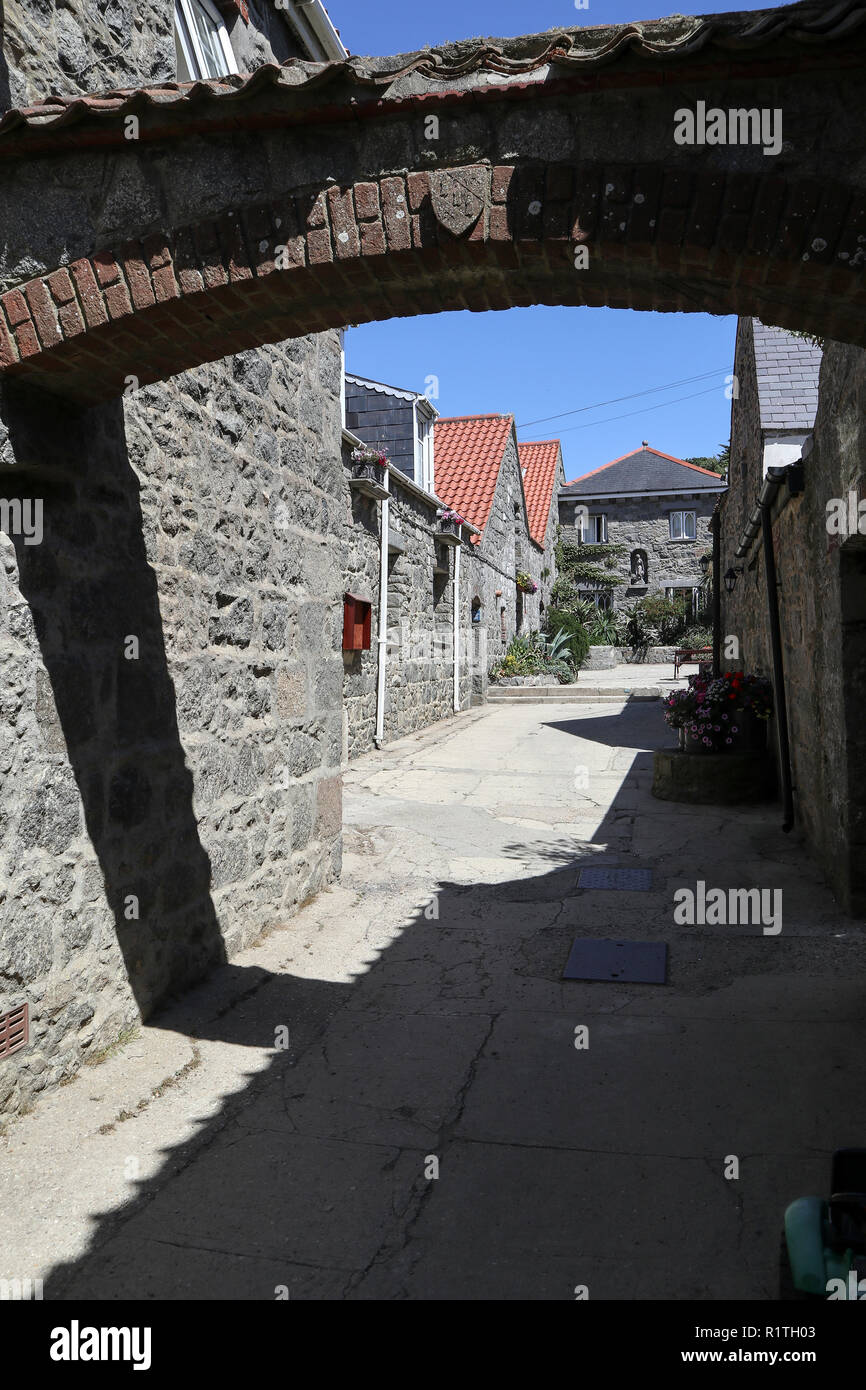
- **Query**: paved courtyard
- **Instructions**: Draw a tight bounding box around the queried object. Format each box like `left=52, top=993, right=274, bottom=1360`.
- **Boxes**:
left=3, top=698, right=866, bottom=1300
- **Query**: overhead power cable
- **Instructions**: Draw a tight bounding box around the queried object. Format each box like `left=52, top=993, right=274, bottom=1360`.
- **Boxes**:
left=516, top=368, right=730, bottom=429
left=520, top=384, right=722, bottom=440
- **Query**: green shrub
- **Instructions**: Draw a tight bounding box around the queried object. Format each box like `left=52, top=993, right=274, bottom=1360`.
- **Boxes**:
left=586, top=609, right=626, bottom=646
left=489, top=631, right=576, bottom=684
left=626, top=594, right=690, bottom=647
left=545, top=608, right=590, bottom=668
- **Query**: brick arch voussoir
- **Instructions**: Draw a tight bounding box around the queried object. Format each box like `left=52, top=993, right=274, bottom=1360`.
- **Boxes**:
left=1, top=162, right=864, bottom=404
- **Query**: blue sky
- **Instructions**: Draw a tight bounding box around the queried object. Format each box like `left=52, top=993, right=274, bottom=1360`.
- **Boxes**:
left=329, top=0, right=783, bottom=479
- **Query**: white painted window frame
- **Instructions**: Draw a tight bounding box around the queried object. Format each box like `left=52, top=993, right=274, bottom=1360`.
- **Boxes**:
left=669, top=509, right=697, bottom=541
left=585, top=513, right=607, bottom=544
left=664, top=585, right=702, bottom=616
left=413, top=403, right=435, bottom=494
left=175, top=0, right=239, bottom=80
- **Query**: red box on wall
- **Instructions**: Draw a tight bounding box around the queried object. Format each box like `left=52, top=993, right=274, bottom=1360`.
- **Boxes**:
left=343, top=593, right=372, bottom=651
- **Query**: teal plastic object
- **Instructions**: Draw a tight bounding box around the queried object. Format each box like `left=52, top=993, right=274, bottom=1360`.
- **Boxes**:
left=784, top=1197, right=828, bottom=1295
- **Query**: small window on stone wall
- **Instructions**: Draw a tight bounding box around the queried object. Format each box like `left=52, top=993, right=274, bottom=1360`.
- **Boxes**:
left=669, top=510, right=697, bottom=541
left=471, top=596, right=482, bottom=624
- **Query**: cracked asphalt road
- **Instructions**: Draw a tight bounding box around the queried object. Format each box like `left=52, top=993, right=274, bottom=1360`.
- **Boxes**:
left=4, top=699, right=866, bottom=1299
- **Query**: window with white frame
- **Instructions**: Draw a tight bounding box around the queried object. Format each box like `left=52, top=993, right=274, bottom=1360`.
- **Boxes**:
left=175, top=0, right=238, bottom=81
left=665, top=585, right=702, bottom=618
left=669, top=509, right=696, bottom=541
left=583, top=513, right=607, bottom=544
left=414, top=406, right=434, bottom=494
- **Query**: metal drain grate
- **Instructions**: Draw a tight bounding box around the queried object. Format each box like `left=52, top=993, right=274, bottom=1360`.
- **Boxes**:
left=578, top=867, right=653, bottom=891
left=563, top=939, right=667, bottom=984
left=0, top=1003, right=29, bottom=1058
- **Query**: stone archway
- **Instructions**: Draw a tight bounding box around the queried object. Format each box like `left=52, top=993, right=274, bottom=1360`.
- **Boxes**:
left=0, top=3, right=865, bottom=400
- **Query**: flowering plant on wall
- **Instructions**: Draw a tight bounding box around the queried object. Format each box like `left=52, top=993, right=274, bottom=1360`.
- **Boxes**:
left=437, top=508, right=465, bottom=525
left=516, top=571, right=538, bottom=594
left=663, top=671, right=773, bottom=748
left=351, top=446, right=388, bottom=466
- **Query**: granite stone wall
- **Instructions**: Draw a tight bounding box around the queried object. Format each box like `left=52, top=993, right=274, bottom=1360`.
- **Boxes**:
left=0, top=0, right=306, bottom=113
left=472, top=430, right=542, bottom=654
left=720, top=334, right=866, bottom=914
left=0, top=0, right=345, bottom=1114
left=341, top=459, right=476, bottom=759
left=0, top=335, right=345, bottom=1114
left=1, top=0, right=176, bottom=110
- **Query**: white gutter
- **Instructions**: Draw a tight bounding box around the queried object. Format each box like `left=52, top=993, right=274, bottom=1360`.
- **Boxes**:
left=293, top=1, right=347, bottom=60
left=452, top=541, right=461, bottom=713
left=374, top=471, right=390, bottom=747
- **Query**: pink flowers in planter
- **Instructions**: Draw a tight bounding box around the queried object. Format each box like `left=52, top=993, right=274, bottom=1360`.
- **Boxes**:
left=437, top=508, right=465, bottom=525
left=351, top=446, right=388, bottom=466
left=664, top=671, right=770, bottom=753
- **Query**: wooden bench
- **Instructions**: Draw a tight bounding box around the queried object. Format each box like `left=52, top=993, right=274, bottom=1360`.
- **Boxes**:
left=673, top=646, right=713, bottom=678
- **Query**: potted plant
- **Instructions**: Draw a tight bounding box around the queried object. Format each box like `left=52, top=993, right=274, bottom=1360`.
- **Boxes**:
left=516, top=571, right=538, bottom=594
left=348, top=445, right=389, bottom=499
left=662, top=670, right=773, bottom=754
left=437, top=507, right=465, bottom=545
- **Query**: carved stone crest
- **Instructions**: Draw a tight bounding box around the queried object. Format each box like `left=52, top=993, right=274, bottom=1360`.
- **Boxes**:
left=428, top=166, right=487, bottom=236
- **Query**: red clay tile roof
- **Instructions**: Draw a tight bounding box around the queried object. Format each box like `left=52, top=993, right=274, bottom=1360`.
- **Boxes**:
left=434, top=414, right=514, bottom=544
left=518, top=440, right=561, bottom=547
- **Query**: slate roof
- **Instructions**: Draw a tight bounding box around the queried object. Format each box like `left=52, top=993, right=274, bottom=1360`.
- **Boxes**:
left=518, top=440, right=561, bottom=547
left=345, top=372, right=432, bottom=406
left=561, top=444, right=725, bottom=497
left=0, top=2, right=859, bottom=154
left=434, top=414, right=515, bottom=544
left=751, top=319, right=822, bottom=432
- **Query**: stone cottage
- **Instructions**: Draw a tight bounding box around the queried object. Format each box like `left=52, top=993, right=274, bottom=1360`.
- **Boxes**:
left=433, top=414, right=559, bottom=659
left=717, top=318, right=866, bottom=916
left=558, top=443, right=726, bottom=615
left=518, top=439, right=566, bottom=610
left=0, top=0, right=350, bottom=1112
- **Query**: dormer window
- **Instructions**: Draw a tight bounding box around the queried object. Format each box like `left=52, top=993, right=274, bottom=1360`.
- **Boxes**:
left=414, top=404, right=435, bottom=494
left=175, top=0, right=239, bottom=81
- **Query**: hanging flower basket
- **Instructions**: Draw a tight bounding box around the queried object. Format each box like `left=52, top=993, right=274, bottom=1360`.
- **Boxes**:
left=348, top=445, right=389, bottom=499
left=516, top=571, right=538, bottom=594
left=664, top=671, right=773, bottom=755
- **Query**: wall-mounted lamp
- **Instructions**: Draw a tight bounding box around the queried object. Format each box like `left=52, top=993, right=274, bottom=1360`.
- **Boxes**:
left=723, top=567, right=743, bottom=594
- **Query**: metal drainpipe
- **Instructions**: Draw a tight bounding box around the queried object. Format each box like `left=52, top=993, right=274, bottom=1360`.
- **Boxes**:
left=374, top=475, right=390, bottom=748
left=710, top=509, right=721, bottom=677
left=452, top=537, right=461, bottom=712
left=759, top=495, right=795, bottom=832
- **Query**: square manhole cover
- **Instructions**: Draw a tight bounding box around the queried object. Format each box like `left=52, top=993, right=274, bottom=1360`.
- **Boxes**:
left=578, top=867, right=653, bottom=891
left=562, top=939, right=667, bottom=984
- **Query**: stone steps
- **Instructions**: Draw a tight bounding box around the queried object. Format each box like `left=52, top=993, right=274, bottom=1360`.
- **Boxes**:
left=487, top=685, right=663, bottom=703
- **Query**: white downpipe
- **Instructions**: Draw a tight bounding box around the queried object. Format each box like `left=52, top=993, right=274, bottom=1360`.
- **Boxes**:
left=374, top=476, right=390, bottom=747
left=452, top=539, right=461, bottom=713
